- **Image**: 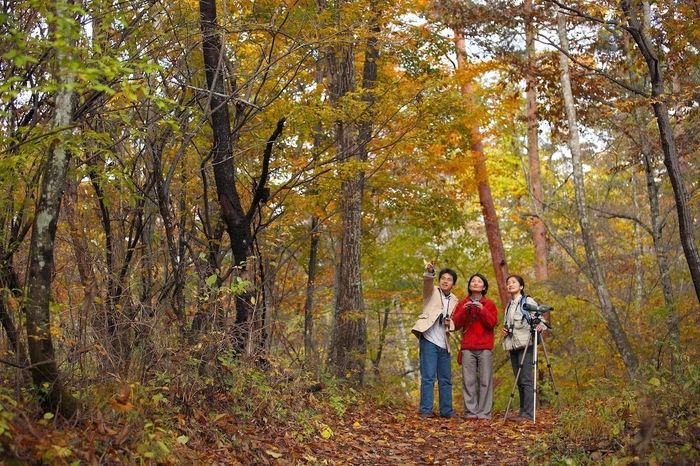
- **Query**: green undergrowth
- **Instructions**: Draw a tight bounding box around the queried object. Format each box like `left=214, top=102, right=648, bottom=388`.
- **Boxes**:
left=537, top=357, right=700, bottom=465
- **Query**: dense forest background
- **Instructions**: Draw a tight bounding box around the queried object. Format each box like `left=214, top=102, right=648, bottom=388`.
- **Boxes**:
left=1, top=0, right=699, bottom=464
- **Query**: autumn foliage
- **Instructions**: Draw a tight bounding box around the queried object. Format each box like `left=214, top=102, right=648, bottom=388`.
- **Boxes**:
left=2, top=0, right=700, bottom=464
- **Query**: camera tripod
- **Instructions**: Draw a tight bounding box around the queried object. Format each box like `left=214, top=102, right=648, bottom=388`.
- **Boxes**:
left=503, top=318, right=561, bottom=423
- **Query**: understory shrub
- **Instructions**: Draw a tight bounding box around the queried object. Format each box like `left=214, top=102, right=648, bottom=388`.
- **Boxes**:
left=539, top=358, right=700, bottom=465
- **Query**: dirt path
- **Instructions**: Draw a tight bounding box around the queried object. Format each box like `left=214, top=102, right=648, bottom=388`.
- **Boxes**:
left=246, top=407, right=557, bottom=465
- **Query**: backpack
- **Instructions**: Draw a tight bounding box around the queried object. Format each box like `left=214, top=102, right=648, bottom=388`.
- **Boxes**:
left=519, top=295, right=542, bottom=345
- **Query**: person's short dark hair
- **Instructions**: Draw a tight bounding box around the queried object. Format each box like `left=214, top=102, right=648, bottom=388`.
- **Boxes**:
left=468, top=273, right=489, bottom=295
left=438, top=268, right=458, bottom=284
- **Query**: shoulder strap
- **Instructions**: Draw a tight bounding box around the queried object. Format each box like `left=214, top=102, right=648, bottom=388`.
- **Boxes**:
left=519, top=295, right=532, bottom=324
left=445, top=293, right=453, bottom=318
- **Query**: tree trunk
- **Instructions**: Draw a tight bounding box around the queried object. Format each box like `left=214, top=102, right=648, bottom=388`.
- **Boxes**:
left=150, top=133, right=187, bottom=332
left=328, top=169, right=366, bottom=383
left=303, top=54, right=325, bottom=372
left=631, top=175, right=645, bottom=304
left=0, top=265, right=27, bottom=367
left=199, top=0, right=256, bottom=355
left=557, top=9, right=639, bottom=378
left=620, top=0, right=686, bottom=349
left=0, top=194, right=31, bottom=367
left=639, top=124, right=679, bottom=361
left=24, top=0, right=79, bottom=416
left=455, top=34, right=510, bottom=309
left=304, top=45, right=323, bottom=372
left=64, top=178, right=97, bottom=372
left=372, top=306, right=390, bottom=377
left=304, top=216, right=320, bottom=368
left=200, top=0, right=283, bottom=358
left=622, top=25, right=678, bottom=358
left=324, top=0, right=375, bottom=384
left=525, top=0, right=548, bottom=282
left=397, top=301, right=417, bottom=396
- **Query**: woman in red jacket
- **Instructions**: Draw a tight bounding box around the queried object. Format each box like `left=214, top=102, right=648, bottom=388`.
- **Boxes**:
left=451, top=273, right=499, bottom=420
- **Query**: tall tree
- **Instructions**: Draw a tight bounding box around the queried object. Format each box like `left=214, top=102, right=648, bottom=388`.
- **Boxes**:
left=455, top=33, right=510, bottom=308
left=619, top=0, right=694, bottom=334
left=545, top=0, right=700, bottom=306
left=556, top=8, right=639, bottom=378
left=322, top=0, right=369, bottom=384
left=524, top=0, right=548, bottom=282
left=24, top=0, right=79, bottom=416
left=303, top=48, right=327, bottom=371
left=618, top=4, right=679, bottom=363
left=199, top=0, right=284, bottom=357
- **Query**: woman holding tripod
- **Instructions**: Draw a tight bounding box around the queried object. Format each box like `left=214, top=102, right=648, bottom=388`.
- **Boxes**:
left=501, top=275, right=547, bottom=422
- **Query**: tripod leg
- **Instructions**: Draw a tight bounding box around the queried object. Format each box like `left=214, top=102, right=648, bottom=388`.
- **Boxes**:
left=539, top=337, right=562, bottom=410
left=503, top=331, right=533, bottom=422
left=533, top=330, right=538, bottom=423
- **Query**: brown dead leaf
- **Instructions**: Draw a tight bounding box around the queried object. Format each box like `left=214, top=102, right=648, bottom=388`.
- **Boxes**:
left=115, top=384, right=131, bottom=404
left=114, top=423, right=130, bottom=446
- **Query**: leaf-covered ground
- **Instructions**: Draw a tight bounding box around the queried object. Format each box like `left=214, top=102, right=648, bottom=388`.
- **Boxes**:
left=205, top=407, right=557, bottom=465
left=3, top=385, right=559, bottom=465
left=6, top=365, right=700, bottom=464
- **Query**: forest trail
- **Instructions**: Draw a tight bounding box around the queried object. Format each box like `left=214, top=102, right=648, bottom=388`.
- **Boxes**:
left=217, top=406, right=557, bottom=465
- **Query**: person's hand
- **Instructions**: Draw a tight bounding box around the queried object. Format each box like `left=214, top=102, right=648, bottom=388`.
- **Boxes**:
left=425, top=260, right=435, bottom=273
left=536, top=323, right=547, bottom=333
left=444, top=317, right=452, bottom=327
left=467, top=301, right=482, bottom=314
left=500, top=327, right=509, bottom=337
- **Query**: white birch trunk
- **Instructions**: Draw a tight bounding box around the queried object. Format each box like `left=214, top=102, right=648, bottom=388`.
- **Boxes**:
left=557, top=9, right=639, bottom=378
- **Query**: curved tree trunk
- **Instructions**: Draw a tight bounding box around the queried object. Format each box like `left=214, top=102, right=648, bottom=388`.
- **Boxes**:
left=199, top=0, right=256, bottom=355
left=621, top=0, right=691, bottom=343
left=621, top=18, right=678, bottom=361
left=200, top=0, right=283, bottom=359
